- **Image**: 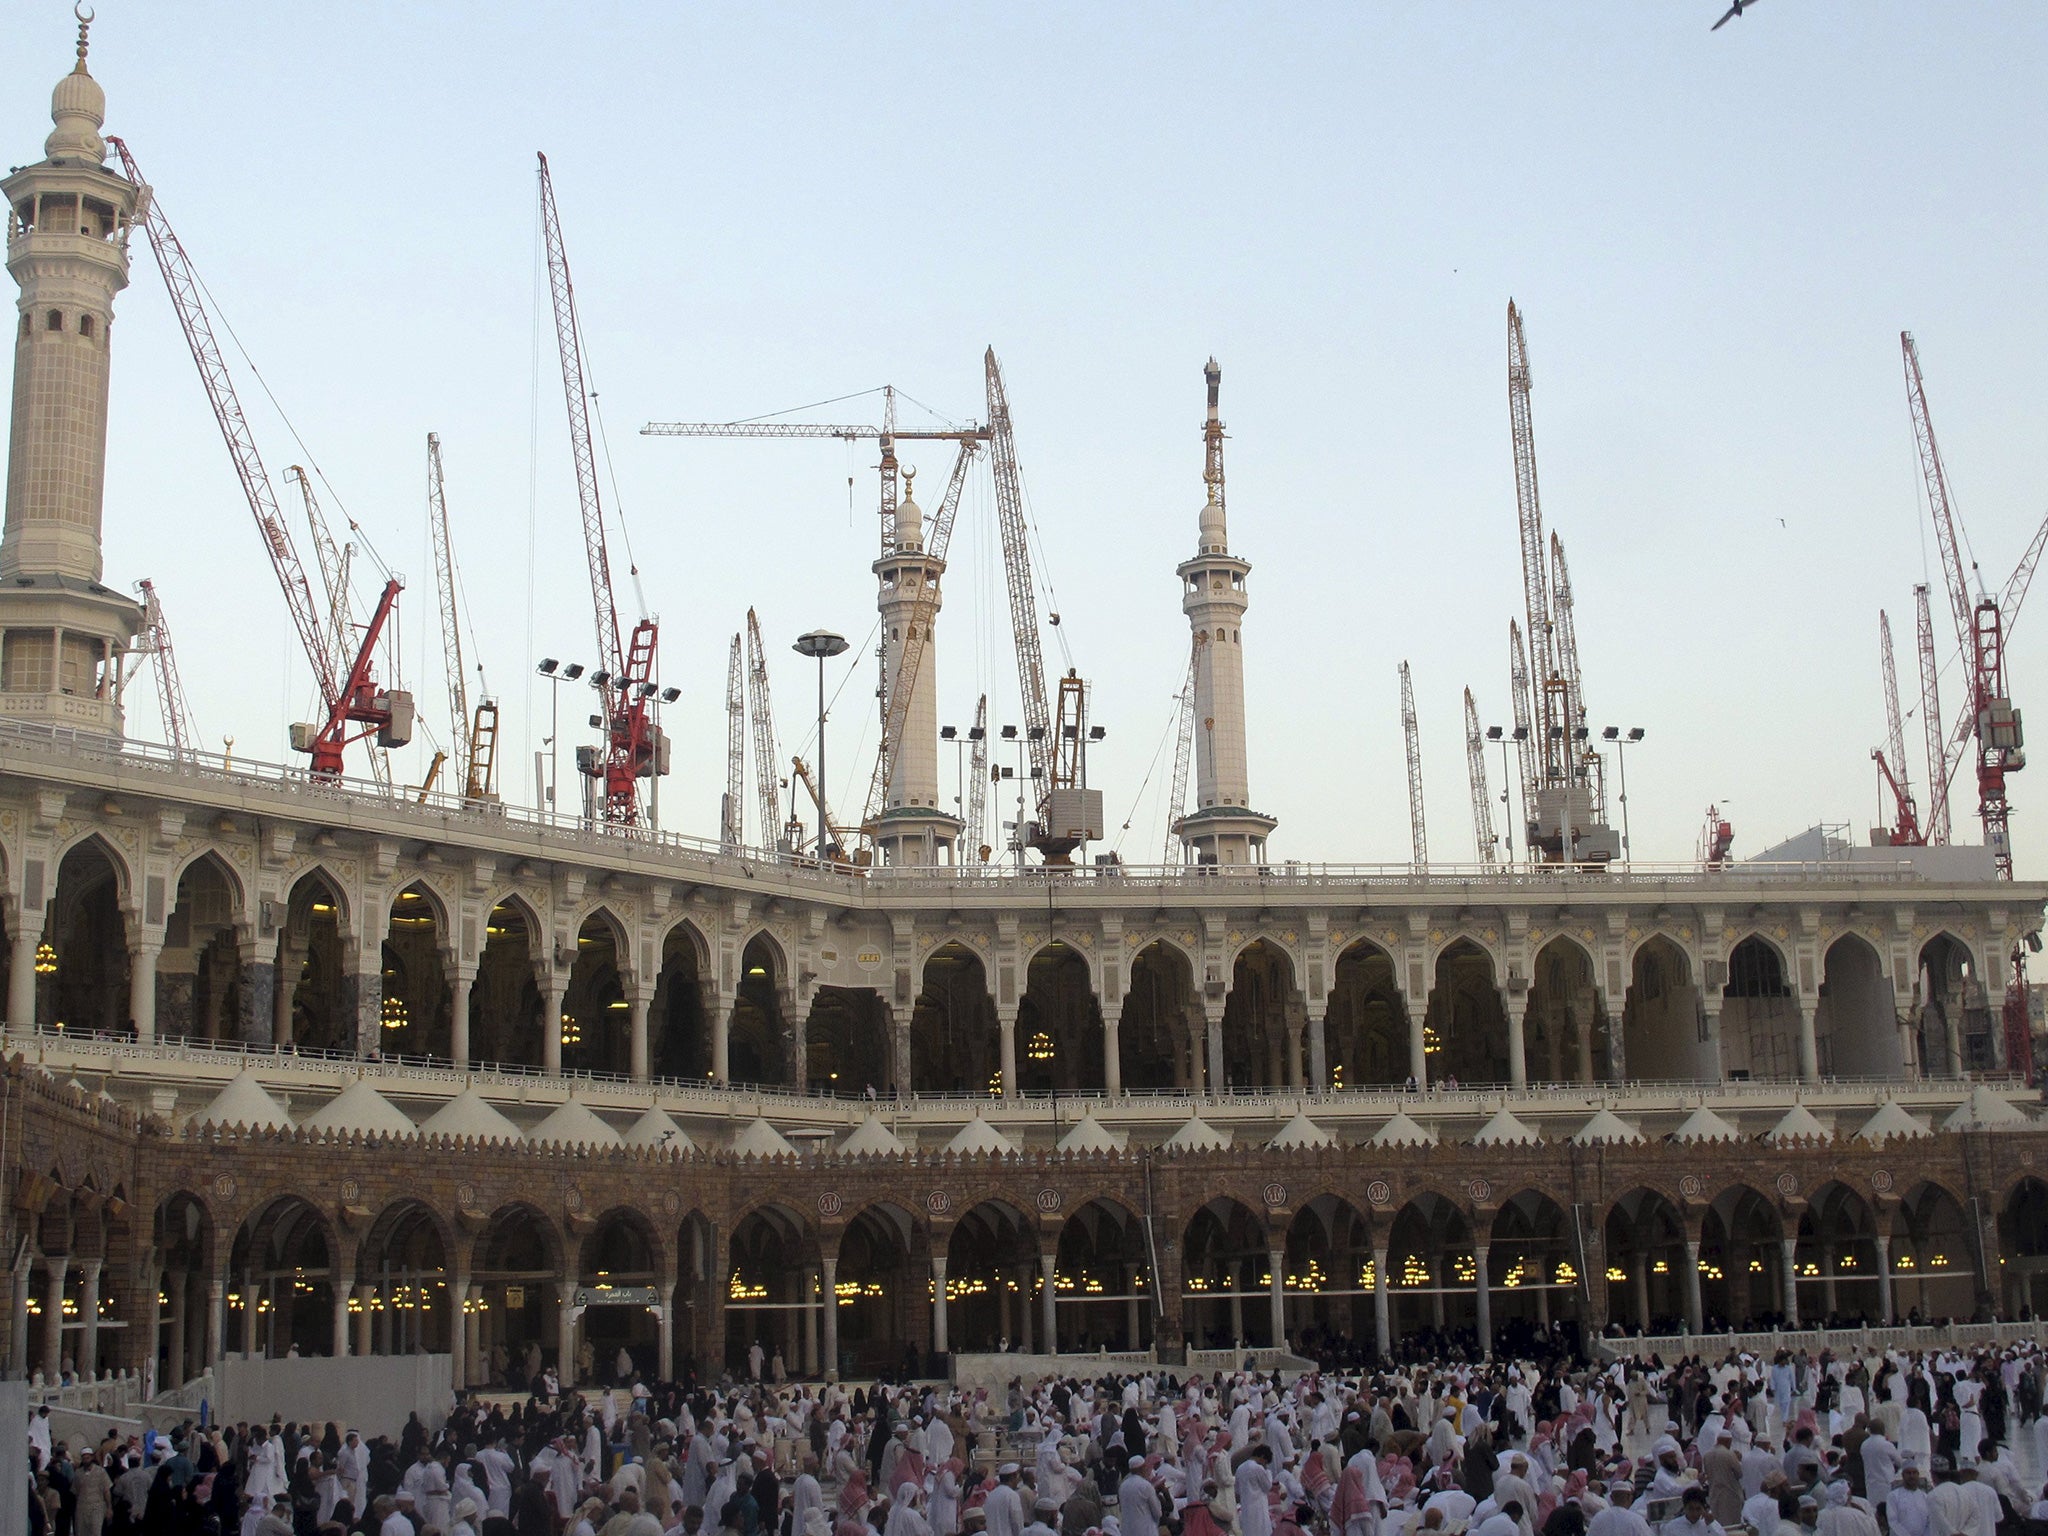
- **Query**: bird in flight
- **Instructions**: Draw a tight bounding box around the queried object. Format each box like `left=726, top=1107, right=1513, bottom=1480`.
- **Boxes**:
left=1712, top=0, right=1761, bottom=30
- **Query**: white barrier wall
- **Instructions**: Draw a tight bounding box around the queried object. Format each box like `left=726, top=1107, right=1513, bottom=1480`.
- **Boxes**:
left=214, top=1354, right=450, bottom=1440
left=1, top=1381, right=26, bottom=1536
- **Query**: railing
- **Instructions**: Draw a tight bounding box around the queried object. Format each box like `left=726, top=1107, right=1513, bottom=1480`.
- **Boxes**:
left=1593, top=1319, right=2048, bottom=1361
left=29, top=1371, right=145, bottom=1418
left=0, top=717, right=1974, bottom=890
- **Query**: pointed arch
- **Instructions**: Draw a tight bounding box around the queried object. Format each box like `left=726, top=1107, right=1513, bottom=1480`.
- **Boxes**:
left=1119, top=940, right=1198, bottom=1093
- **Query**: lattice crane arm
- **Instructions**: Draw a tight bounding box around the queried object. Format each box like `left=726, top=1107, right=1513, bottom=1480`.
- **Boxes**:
left=1508, top=619, right=1537, bottom=815
left=1902, top=332, right=1979, bottom=653
left=425, top=433, right=472, bottom=787
left=965, top=695, right=990, bottom=863
left=1507, top=301, right=1561, bottom=785
left=1464, top=687, right=1498, bottom=866
left=133, top=579, right=196, bottom=760
left=1400, top=660, right=1427, bottom=870
left=110, top=136, right=336, bottom=712
left=723, top=634, right=745, bottom=851
left=984, top=348, right=1055, bottom=790
left=744, top=609, right=784, bottom=851
left=1875, top=609, right=1921, bottom=845
left=1163, top=637, right=1202, bottom=865
left=1916, top=584, right=1951, bottom=845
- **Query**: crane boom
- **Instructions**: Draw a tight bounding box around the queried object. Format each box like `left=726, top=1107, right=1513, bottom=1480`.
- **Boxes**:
left=984, top=348, right=1055, bottom=789
left=109, top=137, right=336, bottom=712
left=1917, top=583, right=1949, bottom=844
left=1400, top=661, right=1427, bottom=870
left=426, top=433, right=471, bottom=786
left=1464, top=687, right=1498, bottom=866
left=965, top=695, right=990, bottom=863
left=1903, top=333, right=1979, bottom=649
left=859, top=439, right=979, bottom=836
left=131, top=579, right=196, bottom=759
left=537, top=152, right=659, bottom=823
left=723, top=633, right=744, bottom=852
left=1164, top=636, right=1202, bottom=865
left=1508, top=619, right=1537, bottom=817
left=1875, top=609, right=1921, bottom=844
left=744, top=609, right=784, bottom=852
left=284, top=466, right=352, bottom=688
left=1507, top=301, right=1563, bottom=785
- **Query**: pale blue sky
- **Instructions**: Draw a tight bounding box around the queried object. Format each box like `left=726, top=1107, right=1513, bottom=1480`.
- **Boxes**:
left=16, top=2, right=2048, bottom=868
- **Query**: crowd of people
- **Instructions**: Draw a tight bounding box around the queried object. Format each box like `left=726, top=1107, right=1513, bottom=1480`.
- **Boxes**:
left=27, top=1338, right=2048, bottom=1536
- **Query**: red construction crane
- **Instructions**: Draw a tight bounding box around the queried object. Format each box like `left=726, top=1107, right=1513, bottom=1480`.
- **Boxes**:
left=1873, top=609, right=1922, bottom=845
left=111, top=136, right=408, bottom=781
left=1902, top=332, right=2027, bottom=878
left=537, top=152, right=666, bottom=824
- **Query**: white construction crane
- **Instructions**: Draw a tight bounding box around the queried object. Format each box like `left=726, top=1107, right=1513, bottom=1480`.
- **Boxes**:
left=965, top=694, right=990, bottom=862
left=744, top=610, right=787, bottom=853
left=722, top=633, right=745, bottom=852
left=426, top=434, right=498, bottom=803
left=1464, top=687, right=1498, bottom=866
left=127, top=579, right=197, bottom=759
left=1163, top=636, right=1202, bottom=864
left=1401, top=661, right=1427, bottom=871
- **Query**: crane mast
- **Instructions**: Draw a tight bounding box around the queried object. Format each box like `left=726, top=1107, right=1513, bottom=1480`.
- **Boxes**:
left=1916, top=583, right=1948, bottom=844
left=425, top=435, right=473, bottom=794
left=722, top=634, right=745, bottom=852
left=111, top=136, right=406, bottom=782
left=1549, top=531, right=1604, bottom=817
left=744, top=610, right=785, bottom=854
left=1164, top=636, right=1203, bottom=864
left=284, top=466, right=354, bottom=689
left=1508, top=619, right=1537, bottom=842
left=1400, top=661, right=1427, bottom=871
left=965, top=695, right=990, bottom=863
left=537, top=153, right=661, bottom=824
left=1507, top=302, right=1563, bottom=784
left=1464, top=687, right=1498, bottom=866
left=1874, top=609, right=1921, bottom=845
left=129, top=579, right=196, bottom=759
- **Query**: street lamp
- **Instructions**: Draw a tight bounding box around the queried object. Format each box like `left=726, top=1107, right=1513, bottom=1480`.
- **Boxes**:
left=1484, top=725, right=1527, bottom=866
left=793, top=630, right=849, bottom=857
left=1602, top=726, right=1646, bottom=869
left=535, top=658, right=585, bottom=818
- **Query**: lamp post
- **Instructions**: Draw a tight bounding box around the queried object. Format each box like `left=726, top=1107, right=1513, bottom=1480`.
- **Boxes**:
left=535, top=659, right=585, bottom=819
left=1602, top=727, right=1646, bottom=870
left=793, top=630, right=849, bottom=858
left=1484, top=725, right=1527, bottom=867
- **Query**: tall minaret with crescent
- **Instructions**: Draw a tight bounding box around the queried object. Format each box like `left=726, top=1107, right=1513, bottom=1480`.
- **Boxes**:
left=0, top=8, right=141, bottom=736
left=1175, top=359, right=1276, bottom=865
left=871, top=470, right=961, bottom=866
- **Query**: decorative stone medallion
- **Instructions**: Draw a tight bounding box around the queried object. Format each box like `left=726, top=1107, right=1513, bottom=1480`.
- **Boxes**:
left=1679, top=1174, right=1704, bottom=1200
left=1365, top=1180, right=1393, bottom=1208
left=1870, top=1169, right=1894, bottom=1192
left=925, top=1190, right=953, bottom=1217
left=339, top=1177, right=361, bottom=1203
left=1774, top=1171, right=1799, bottom=1197
left=1261, top=1182, right=1287, bottom=1209
left=816, top=1192, right=843, bottom=1218
left=212, top=1173, right=236, bottom=1202
left=662, top=1191, right=681, bottom=1216
left=565, top=1185, right=585, bottom=1211
left=1466, top=1178, right=1492, bottom=1203
left=457, top=1184, right=480, bottom=1211
left=1034, top=1188, right=1063, bottom=1214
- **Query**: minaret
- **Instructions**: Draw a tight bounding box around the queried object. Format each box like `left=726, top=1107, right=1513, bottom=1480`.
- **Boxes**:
left=871, top=473, right=962, bottom=865
left=1175, top=359, right=1276, bottom=865
left=0, top=11, right=141, bottom=736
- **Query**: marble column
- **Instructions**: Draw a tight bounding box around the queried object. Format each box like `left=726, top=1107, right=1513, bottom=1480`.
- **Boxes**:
left=802, top=1268, right=819, bottom=1376
left=448, top=1277, right=468, bottom=1386
left=1267, top=1248, right=1286, bottom=1349
left=8, top=1258, right=29, bottom=1379
left=1372, top=1243, right=1391, bottom=1358
left=1407, top=1005, right=1428, bottom=1086
left=542, top=975, right=566, bottom=1075
left=931, top=1258, right=949, bottom=1355
left=1874, top=1235, right=1893, bottom=1324
left=1797, top=1002, right=1820, bottom=1084
left=998, top=1006, right=1019, bottom=1100
left=1780, top=1237, right=1800, bottom=1326
left=820, top=1256, right=839, bottom=1379
left=556, top=1285, right=575, bottom=1385
left=712, top=999, right=732, bottom=1084
left=332, top=1283, right=350, bottom=1358
left=1039, top=1254, right=1057, bottom=1352
left=78, top=1260, right=100, bottom=1378
left=1473, top=1244, right=1491, bottom=1358
left=1103, top=1007, right=1122, bottom=1096
left=450, top=971, right=475, bottom=1069
left=1309, top=1009, right=1329, bottom=1090
left=129, top=939, right=160, bottom=1043
left=1504, top=994, right=1528, bottom=1088
left=40, top=1256, right=65, bottom=1379
left=354, top=1285, right=374, bottom=1357
left=239, top=1272, right=259, bottom=1355
left=8, top=915, right=46, bottom=1029
left=1684, top=1240, right=1704, bottom=1334
left=274, top=944, right=300, bottom=1045
left=164, top=1271, right=185, bottom=1389
left=628, top=991, right=651, bottom=1082
left=1206, top=1010, right=1226, bottom=1094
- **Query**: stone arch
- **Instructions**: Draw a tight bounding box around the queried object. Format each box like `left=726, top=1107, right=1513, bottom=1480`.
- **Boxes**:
left=1280, top=1193, right=1374, bottom=1358
left=1698, top=1183, right=1786, bottom=1329
left=653, top=917, right=710, bottom=1081
left=1018, top=939, right=1101, bottom=1094
left=1621, top=933, right=1707, bottom=1082
left=1816, top=932, right=1901, bottom=1078
left=1118, top=939, right=1199, bottom=1093
left=1489, top=1189, right=1581, bottom=1349
left=1326, top=938, right=1410, bottom=1090
left=2000, top=1177, right=2048, bottom=1320
left=730, top=933, right=791, bottom=1086
left=475, top=893, right=544, bottom=1069
left=1222, top=937, right=1302, bottom=1089
left=1891, top=1179, right=1976, bottom=1322
left=726, top=1201, right=819, bottom=1377
left=41, top=834, right=131, bottom=1035
left=151, top=1190, right=215, bottom=1390
left=943, top=1200, right=1040, bottom=1353
left=159, top=851, right=245, bottom=1045
left=1795, top=1181, right=1881, bottom=1325
left=1527, top=934, right=1609, bottom=1085
left=1915, top=931, right=1986, bottom=1076
left=472, top=1200, right=567, bottom=1389
left=561, top=907, right=629, bottom=1076
left=379, top=881, right=451, bottom=1061
left=1182, top=1196, right=1276, bottom=1349
left=278, top=867, right=349, bottom=1052
left=575, top=1206, right=663, bottom=1386
left=912, top=941, right=995, bottom=1096
left=1384, top=1192, right=1478, bottom=1350
left=835, top=1201, right=925, bottom=1375
left=1721, top=933, right=1801, bottom=1081
left=355, top=1197, right=452, bottom=1359
left=1426, top=937, right=1507, bottom=1087
left=806, top=986, right=891, bottom=1096
left=227, top=1194, right=338, bottom=1358
left=1603, top=1186, right=1688, bottom=1334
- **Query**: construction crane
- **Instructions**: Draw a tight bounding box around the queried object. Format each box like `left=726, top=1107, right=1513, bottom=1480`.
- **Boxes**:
left=858, top=439, right=980, bottom=841
left=1400, top=661, right=1427, bottom=870
left=1508, top=619, right=1537, bottom=822
left=1464, top=687, right=1498, bottom=866
left=1163, top=636, right=1203, bottom=864
left=743, top=610, right=787, bottom=854
left=1549, top=531, right=1605, bottom=818
left=110, top=136, right=409, bottom=783
left=986, top=347, right=1102, bottom=862
left=722, top=634, right=745, bottom=852
left=284, top=466, right=355, bottom=690
left=965, top=694, right=990, bottom=863
left=127, top=579, right=197, bottom=758
left=1700, top=805, right=1735, bottom=869
left=1916, top=583, right=1948, bottom=844
left=537, top=152, right=667, bottom=825
left=791, top=757, right=854, bottom=863
left=426, top=434, right=498, bottom=804
left=1873, top=609, right=1922, bottom=845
